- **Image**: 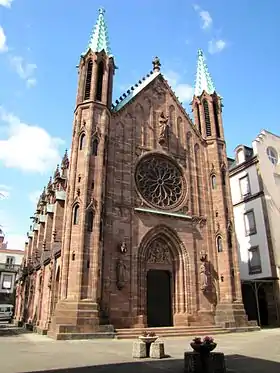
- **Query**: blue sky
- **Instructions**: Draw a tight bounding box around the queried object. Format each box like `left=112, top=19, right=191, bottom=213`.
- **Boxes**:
left=0, top=0, right=279, bottom=249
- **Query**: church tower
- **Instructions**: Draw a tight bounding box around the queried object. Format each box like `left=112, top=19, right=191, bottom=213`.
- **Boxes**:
left=192, top=50, right=247, bottom=326
left=49, top=8, right=116, bottom=337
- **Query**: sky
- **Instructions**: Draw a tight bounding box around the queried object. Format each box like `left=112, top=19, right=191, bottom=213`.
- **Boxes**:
left=0, top=0, right=279, bottom=250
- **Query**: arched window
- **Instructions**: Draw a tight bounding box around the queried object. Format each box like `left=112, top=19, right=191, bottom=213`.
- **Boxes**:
left=267, top=147, right=278, bottom=165
left=99, top=219, right=103, bottom=241
left=92, top=138, right=98, bottom=156
left=84, top=60, right=93, bottom=100
left=217, top=236, right=223, bottom=252
left=211, top=175, right=217, bottom=190
left=96, top=61, right=104, bottom=101
left=87, top=210, right=94, bottom=232
left=227, top=224, right=233, bottom=248
left=79, top=133, right=85, bottom=150
left=213, top=100, right=221, bottom=138
left=203, top=100, right=211, bottom=136
left=221, top=169, right=226, bottom=186
left=196, top=103, right=202, bottom=134
left=107, top=66, right=113, bottom=106
left=73, top=205, right=79, bottom=225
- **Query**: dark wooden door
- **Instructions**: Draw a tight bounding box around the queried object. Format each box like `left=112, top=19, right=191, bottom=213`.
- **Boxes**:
left=147, top=270, right=172, bottom=327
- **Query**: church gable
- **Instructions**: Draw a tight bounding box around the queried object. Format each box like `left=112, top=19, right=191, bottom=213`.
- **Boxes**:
left=112, top=71, right=203, bottom=157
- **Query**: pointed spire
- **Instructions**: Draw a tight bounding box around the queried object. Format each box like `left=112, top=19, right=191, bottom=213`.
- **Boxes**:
left=47, top=177, right=53, bottom=194
left=61, top=149, right=69, bottom=170
left=41, top=187, right=46, bottom=202
left=194, top=49, right=216, bottom=97
left=84, top=8, right=112, bottom=56
left=53, top=164, right=60, bottom=180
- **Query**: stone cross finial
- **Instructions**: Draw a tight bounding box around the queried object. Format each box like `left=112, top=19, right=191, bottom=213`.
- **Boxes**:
left=152, top=56, right=161, bottom=72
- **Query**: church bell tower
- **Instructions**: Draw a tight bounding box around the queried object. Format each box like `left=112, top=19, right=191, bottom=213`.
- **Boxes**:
left=48, top=8, right=116, bottom=338
left=192, top=50, right=248, bottom=327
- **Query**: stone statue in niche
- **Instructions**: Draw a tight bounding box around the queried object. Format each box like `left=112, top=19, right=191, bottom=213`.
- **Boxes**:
left=116, top=258, right=127, bottom=290
left=199, top=250, right=208, bottom=292
left=200, top=263, right=208, bottom=292
left=147, top=241, right=171, bottom=264
left=158, top=112, right=169, bottom=146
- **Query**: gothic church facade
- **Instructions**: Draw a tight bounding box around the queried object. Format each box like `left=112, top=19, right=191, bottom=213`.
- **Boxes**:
left=15, top=8, right=250, bottom=339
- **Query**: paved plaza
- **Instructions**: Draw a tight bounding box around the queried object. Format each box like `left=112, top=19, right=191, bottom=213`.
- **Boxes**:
left=1, top=324, right=280, bottom=373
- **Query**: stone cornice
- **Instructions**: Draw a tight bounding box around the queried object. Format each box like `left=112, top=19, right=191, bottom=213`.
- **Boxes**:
left=229, top=155, right=258, bottom=176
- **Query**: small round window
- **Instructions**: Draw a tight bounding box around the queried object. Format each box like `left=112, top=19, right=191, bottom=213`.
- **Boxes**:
left=266, top=147, right=278, bottom=165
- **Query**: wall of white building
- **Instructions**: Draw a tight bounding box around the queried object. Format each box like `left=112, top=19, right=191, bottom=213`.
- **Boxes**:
left=230, top=156, right=272, bottom=280
left=0, top=250, right=24, bottom=295
left=253, top=131, right=280, bottom=267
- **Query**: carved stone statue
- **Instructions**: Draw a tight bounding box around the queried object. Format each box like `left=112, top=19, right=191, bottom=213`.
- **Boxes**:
left=199, top=250, right=207, bottom=262
left=199, top=250, right=208, bottom=292
left=119, top=241, right=127, bottom=254
left=200, top=263, right=208, bottom=292
left=147, top=241, right=171, bottom=264
left=158, top=112, right=169, bottom=146
left=116, top=258, right=127, bottom=290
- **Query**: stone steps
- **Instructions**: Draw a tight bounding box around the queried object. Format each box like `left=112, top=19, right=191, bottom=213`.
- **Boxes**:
left=48, top=331, right=116, bottom=340
left=115, top=326, right=230, bottom=339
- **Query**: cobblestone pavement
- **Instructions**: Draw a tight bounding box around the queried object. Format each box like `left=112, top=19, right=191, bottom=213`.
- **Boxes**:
left=1, top=324, right=280, bottom=373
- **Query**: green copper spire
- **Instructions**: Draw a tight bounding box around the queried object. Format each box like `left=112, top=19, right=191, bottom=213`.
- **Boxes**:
left=194, top=49, right=215, bottom=96
left=85, top=8, right=112, bottom=56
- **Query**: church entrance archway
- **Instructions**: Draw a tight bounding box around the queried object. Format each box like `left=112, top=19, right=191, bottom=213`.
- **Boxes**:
left=147, top=270, right=172, bottom=327
left=137, top=225, right=192, bottom=327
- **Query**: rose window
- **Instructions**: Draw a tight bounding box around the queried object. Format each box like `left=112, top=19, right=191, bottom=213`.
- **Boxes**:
left=135, top=154, right=186, bottom=210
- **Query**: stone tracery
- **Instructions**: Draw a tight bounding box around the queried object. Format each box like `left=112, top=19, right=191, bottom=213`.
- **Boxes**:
left=135, top=154, right=185, bottom=210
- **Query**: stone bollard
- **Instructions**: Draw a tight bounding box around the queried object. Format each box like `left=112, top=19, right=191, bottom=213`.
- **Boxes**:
left=150, top=341, right=165, bottom=359
left=132, top=340, right=147, bottom=358
left=184, top=351, right=226, bottom=373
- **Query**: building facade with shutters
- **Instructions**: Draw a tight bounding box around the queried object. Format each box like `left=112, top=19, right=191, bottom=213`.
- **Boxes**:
left=229, top=130, right=280, bottom=327
left=14, top=8, right=253, bottom=339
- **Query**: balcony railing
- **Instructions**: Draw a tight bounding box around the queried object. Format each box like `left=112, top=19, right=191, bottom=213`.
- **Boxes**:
left=0, top=263, right=20, bottom=272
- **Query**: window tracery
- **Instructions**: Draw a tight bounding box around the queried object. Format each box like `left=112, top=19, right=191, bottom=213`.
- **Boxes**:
left=135, top=154, right=185, bottom=210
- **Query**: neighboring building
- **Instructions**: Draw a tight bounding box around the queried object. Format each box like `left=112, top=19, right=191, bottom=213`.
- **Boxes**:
left=15, top=8, right=252, bottom=339
left=229, top=130, right=280, bottom=327
left=0, top=229, right=24, bottom=304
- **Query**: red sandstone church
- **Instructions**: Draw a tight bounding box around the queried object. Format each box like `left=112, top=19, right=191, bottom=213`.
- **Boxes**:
left=15, top=8, right=254, bottom=339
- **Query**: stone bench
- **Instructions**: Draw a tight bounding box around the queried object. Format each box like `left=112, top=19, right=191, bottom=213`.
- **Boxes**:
left=184, top=351, right=226, bottom=373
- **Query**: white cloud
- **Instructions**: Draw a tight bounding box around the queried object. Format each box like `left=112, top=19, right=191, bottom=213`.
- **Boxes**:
left=193, top=4, right=213, bottom=30
left=9, top=56, right=37, bottom=87
left=0, top=184, right=11, bottom=190
left=164, top=70, right=194, bottom=103
left=208, top=39, right=227, bottom=54
left=4, top=233, right=26, bottom=250
left=0, top=184, right=11, bottom=200
left=0, top=107, right=64, bottom=173
left=28, top=190, right=41, bottom=205
left=0, top=191, right=9, bottom=200
left=0, top=209, right=26, bottom=250
left=0, top=0, right=13, bottom=8
left=0, top=26, right=8, bottom=53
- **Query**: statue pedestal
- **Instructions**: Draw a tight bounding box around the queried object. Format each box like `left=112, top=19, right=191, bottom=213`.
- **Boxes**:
left=184, top=352, right=226, bottom=373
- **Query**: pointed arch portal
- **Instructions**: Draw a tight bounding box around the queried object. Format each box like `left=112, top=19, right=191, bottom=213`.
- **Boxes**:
left=137, top=225, right=191, bottom=327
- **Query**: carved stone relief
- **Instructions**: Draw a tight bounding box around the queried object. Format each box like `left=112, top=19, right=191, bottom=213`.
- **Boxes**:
left=146, top=240, right=171, bottom=264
